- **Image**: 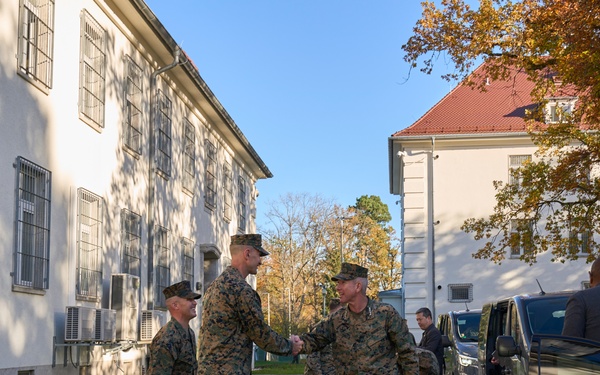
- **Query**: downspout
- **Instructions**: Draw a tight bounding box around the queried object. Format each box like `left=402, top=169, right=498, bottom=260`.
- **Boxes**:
left=430, top=136, right=437, bottom=318
left=147, top=47, right=181, bottom=310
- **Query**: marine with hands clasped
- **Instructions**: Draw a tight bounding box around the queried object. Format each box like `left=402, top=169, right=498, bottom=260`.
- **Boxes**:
left=297, top=263, right=419, bottom=374
left=197, top=234, right=302, bottom=374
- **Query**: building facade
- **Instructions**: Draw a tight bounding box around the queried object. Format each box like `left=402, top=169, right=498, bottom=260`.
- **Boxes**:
left=388, top=63, right=590, bottom=337
left=0, top=0, right=271, bottom=373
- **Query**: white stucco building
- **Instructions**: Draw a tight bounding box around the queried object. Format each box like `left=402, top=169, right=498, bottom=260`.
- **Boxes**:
left=388, top=63, right=590, bottom=336
left=0, top=0, right=271, bottom=373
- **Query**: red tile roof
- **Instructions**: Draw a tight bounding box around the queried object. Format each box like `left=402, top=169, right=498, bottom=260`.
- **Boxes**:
left=393, top=63, right=538, bottom=136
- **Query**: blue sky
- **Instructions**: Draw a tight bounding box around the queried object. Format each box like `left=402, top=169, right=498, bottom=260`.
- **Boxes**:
left=144, top=0, right=459, bottom=228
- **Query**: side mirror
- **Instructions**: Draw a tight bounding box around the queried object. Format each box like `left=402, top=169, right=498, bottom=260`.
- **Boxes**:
left=442, top=335, right=451, bottom=348
left=496, top=335, right=522, bottom=357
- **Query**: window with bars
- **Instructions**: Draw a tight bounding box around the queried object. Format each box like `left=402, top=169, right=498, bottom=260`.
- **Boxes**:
left=238, top=176, right=247, bottom=231
left=508, top=155, right=532, bottom=188
left=79, top=10, right=106, bottom=130
left=155, top=226, right=170, bottom=308
left=182, top=238, right=194, bottom=284
left=182, top=119, right=196, bottom=193
left=569, top=229, right=592, bottom=257
left=76, top=188, right=103, bottom=300
left=124, top=56, right=143, bottom=154
left=121, top=209, right=141, bottom=277
left=13, top=157, right=51, bottom=290
left=205, top=139, right=217, bottom=209
left=223, top=163, right=232, bottom=221
left=448, top=284, right=473, bottom=303
left=156, top=90, right=172, bottom=176
left=17, top=0, right=55, bottom=90
left=509, top=219, right=534, bottom=258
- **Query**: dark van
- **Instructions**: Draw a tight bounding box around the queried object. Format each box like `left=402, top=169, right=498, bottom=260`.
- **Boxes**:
left=477, top=291, right=575, bottom=375
left=437, top=309, right=481, bottom=375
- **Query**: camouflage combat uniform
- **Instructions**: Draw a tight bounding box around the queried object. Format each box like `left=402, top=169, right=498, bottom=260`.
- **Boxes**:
left=148, top=317, right=198, bottom=375
left=415, top=347, right=440, bottom=375
left=304, top=343, right=335, bottom=375
left=300, top=298, right=419, bottom=374
left=198, top=266, right=293, bottom=374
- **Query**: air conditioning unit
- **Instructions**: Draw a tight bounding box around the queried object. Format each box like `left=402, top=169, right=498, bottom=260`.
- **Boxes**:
left=95, top=308, right=116, bottom=343
left=65, top=306, right=97, bottom=342
left=110, top=273, right=140, bottom=341
left=140, top=310, right=167, bottom=342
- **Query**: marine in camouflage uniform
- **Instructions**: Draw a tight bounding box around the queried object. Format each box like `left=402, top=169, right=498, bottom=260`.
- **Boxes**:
left=415, top=347, right=440, bottom=375
left=148, top=281, right=201, bottom=375
left=300, top=263, right=419, bottom=375
left=198, top=234, right=297, bottom=374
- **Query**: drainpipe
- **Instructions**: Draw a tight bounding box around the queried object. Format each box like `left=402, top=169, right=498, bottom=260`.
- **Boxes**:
left=430, top=136, right=437, bottom=318
left=147, top=47, right=181, bottom=310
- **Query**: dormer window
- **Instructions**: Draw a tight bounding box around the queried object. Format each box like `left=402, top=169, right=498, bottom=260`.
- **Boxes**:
left=545, top=97, right=577, bottom=123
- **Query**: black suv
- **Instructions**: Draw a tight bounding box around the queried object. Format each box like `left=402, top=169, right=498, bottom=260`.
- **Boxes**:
left=437, top=309, right=481, bottom=375
left=477, top=291, right=576, bottom=375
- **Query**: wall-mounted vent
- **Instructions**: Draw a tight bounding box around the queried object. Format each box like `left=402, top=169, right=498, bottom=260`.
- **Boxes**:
left=65, top=306, right=97, bottom=342
left=140, top=310, right=167, bottom=342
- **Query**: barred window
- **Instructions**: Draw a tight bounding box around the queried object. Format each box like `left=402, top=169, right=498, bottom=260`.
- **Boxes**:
left=17, top=0, right=55, bottom=90
left=182, top=119, right=196, bottom=193
left=13, top=157, right=51, bottom=290
left=182, top=238, right=194, bottom=284
left=155, top=226, right=170, bottom=308
left=124, top=56, right=143, bottom=154
left=448, top=284, right=473, bottom=303
left=205, top=139, right=217, bottom=209
left=79, top=10, right=106, bottom=130
left=238, top=176, right=247, bottom=231
left=76, top=188, right=103, bottom=300
left=121, top=209, right=141, bottom=276
left=156, top=90, right=172, bottom=176
left=223, top=163, right=232, bottom=221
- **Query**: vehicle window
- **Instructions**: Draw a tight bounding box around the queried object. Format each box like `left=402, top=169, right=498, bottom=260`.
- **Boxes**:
left=530, top=335, right=600, bottom=373
left=524, top=297, right=568, bottom=337
left=509, top=303, right=522, bottom=348
left=456, top=312, right=481, bottom=342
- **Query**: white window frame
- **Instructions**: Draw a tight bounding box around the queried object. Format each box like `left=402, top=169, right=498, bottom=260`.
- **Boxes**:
left=508, top=154, right=532, bottom=188
left=76, top=188, right=103, bottom=301
left=238, top=176, right=247, bottom=232
left=121, top=208, right=141, bottom=276
left=223, top=163, right=232, bottom=221
left=123, top=56, right=143, bottom=154
left=509, top=219, right=534, bottom=258
left=78, top=10, right=106, bottom=131
left=13, top=157, right=51, bottom=290
left=182, top=119, right=196, bottom=193
left=156, top=90, right=172, bottom=176
left=182, top=238, right=194, bottom=284
left=205, top=139, right=217, bottom=210
left=17, top=0, right=55, bottom=91
left=545, top=98, right=576, bottom=124
left=155, top=225, right=170, bottom=308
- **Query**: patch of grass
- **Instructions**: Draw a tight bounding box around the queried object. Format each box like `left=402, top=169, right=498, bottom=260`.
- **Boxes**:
left=252, top=360, right=305, bottom=374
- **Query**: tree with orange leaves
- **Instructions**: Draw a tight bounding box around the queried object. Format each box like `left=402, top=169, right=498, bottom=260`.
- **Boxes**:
left=403, top=0, right=600, bottom=264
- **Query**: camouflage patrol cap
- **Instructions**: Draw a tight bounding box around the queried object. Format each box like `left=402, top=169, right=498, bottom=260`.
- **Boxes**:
left=231, top=234, right=270, bottom=256
left=163, top=280, right=201, bottom=300
left=331, top=262, right=369, bottom=281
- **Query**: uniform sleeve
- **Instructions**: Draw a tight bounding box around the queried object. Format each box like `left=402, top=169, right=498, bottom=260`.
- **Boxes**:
left=237, top=285, right=293, bottom=356
left=387, top=312, right=419, bottom=375
left=562, top=294, right=585, bottom=337
left=299, top=318, right=335, bottom=354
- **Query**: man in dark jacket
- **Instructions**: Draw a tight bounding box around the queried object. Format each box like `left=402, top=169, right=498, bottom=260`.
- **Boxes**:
left=562, top=257, right=600, bottom=342
left=416, top=307, right=444, bottom=375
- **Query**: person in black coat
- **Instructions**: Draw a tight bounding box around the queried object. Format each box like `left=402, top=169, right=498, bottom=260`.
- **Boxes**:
left=416, top=307, right=444, bottom=375
left=562, top=257, right=600, bottom=342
